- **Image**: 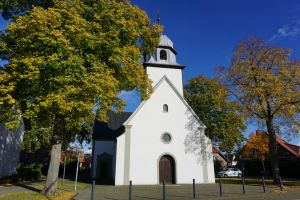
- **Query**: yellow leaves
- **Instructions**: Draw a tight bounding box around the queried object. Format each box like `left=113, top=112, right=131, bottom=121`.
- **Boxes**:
left=0, top=0, right=161, bottom=142
left=226, top=37, right=300, bottom=126
left=5, top=119, right=20, bottom=131
left=118, top=45, right=152, bottom=99
left=0, top=70, right=16, bottom=108
left=141, top=23, right=163, bottom=55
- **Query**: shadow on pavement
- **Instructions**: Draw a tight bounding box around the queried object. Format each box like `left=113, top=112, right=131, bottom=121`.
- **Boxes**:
left=13, top=183, right=41, bottom=193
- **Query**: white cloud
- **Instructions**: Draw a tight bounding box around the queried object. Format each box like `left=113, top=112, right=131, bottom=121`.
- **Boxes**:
left=269, top=17, right=300, bottom=41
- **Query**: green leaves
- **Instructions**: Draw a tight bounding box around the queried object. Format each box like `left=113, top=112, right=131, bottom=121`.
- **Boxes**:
left=184, top=76, right=246, bottom=153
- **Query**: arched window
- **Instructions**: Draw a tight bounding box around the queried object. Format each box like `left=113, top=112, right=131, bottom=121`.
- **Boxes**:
left=160, top=50, right=167, bottom=60
left=163, top=104, right=168, bottom=112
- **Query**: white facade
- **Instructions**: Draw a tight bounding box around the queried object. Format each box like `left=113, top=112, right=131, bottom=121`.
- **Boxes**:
left=0, top=121, right=24, bottom=178
left=93, top=34, right=215, bottom=185
left=146, top=67, right=183, bottom=95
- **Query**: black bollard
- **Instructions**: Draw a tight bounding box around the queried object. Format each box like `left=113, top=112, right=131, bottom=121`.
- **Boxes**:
left=91, top=179, right=95, bottom=200
left=279, top=177, right=283, bottom=191
left=129, top=180, right=132, bottom=200
left=242, top=175, right=245, bottom=195
left=218, top=176, right=223, bottom=197
left=163, top=180, right=166, bottom=200
left=262, top=176, right=266, bottom=193
left=193, top=179, right=196, bottom=199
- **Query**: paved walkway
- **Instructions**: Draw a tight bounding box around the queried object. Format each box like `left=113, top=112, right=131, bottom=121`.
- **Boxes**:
left=0, top=180, right=44, bottom=197
left=74, top=184, right=300, bottom=200
left=0, top=184, right=28, bottom=196
left=1, top=182, right=300, bottom=200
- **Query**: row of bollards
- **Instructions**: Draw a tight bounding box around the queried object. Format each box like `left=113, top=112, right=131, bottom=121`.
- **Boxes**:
left=91, top=176, right=284, bottom=200
left=217, top=175, right=284, bottom=197
left=128, top=178, right=282, bottom=199
left=127, top=179, right=197, bottom=200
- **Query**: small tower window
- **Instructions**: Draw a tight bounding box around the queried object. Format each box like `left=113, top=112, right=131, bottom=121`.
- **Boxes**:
left=160, top=50, right=167, bottom=60
left=163, top=104, right=168, bottom=112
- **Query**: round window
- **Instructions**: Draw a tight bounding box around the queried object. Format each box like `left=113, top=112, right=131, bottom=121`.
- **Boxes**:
left=161, top=133, right=172, bottom=143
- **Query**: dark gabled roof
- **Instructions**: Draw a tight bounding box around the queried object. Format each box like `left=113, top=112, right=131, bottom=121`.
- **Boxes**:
left=93, top=112, right=132, bottom=140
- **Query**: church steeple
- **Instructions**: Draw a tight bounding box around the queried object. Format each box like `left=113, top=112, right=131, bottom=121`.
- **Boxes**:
left=144, top=35, right=185, bottom=95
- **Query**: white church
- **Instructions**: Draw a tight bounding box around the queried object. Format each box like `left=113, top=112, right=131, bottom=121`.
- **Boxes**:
left=92, top=34, right=215, bottom=185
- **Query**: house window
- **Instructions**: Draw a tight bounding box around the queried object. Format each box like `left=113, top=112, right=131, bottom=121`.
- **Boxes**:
left=160, top=50, right=167, bottom=60
left=163, top=104, right=168, bottom=112
left=161, top=133, right=172, bottom=143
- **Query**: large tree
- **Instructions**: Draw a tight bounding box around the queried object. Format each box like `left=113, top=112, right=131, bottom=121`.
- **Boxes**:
left=0, top=0, right=162, bottom=195
left=223, top=37, right=300, bottom=183
left=184, top=75, right=246, bottom=156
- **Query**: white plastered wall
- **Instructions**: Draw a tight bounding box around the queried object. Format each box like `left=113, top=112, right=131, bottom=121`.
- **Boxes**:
left=115, top=134, right=125, bottom=185
left=146, top=67, right=183, bottom=95
left=0, top=122, right=24, bottom=178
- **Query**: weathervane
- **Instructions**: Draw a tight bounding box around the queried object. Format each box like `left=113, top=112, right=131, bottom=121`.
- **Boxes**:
left=157, top=9, right=160, bottom=25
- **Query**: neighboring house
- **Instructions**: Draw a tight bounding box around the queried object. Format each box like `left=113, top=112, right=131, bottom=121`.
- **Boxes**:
left=0, top=121, right=24, bottom=178
left=275, top=135, right=300, bottom=160
left=92, top=34, right=215, bottom=185
left=238, top=130, right=300, bottom=177
left=212, top=146, right=228, bottom=170
left=239, top=130, right=300, bottom=161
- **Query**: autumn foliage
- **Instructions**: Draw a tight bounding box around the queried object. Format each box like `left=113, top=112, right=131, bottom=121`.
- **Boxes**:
left=240, top=131, right=269, bottom=160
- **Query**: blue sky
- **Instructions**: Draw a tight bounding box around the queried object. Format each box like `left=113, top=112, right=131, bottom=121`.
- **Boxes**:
left=1, top=1, right=300, bottom=145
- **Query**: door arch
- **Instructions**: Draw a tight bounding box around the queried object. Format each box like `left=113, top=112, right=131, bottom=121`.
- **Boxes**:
left=159, top=155, right=176, bottom=184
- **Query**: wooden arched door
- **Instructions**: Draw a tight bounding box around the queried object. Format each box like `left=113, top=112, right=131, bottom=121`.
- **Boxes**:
left=159, top=155, right=176, bottom=184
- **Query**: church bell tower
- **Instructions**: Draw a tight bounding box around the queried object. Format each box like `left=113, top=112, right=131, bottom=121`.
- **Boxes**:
left=144, top=35, right=185, bottom=95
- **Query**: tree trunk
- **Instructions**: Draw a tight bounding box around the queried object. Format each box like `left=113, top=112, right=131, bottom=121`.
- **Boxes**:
left=266, top=120, right=280, bottom=184
left=42, top=143, right=62, bottom=196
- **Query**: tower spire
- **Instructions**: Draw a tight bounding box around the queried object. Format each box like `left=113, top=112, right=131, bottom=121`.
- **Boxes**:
left=157, top=10, right=160, bottom=25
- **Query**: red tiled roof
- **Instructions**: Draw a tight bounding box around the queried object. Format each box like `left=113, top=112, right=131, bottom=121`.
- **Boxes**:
left=276, top=136, right=300, bottom=157
left=256, top=130, right=300, bottom=158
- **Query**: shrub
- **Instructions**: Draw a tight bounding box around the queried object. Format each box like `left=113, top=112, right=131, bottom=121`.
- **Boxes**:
left=0, top=164, right=43, bottom=185
left=17, top=163, right=43, bottom=181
